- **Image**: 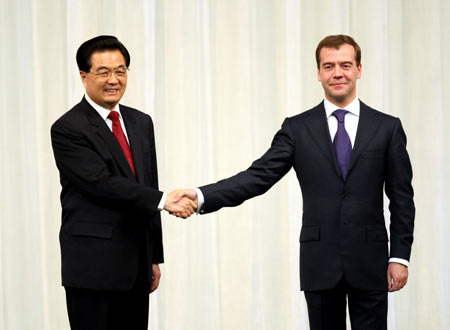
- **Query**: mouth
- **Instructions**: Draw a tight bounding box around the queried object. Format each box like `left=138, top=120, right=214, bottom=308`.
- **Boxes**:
left=104, top=88, right=120, bottom=95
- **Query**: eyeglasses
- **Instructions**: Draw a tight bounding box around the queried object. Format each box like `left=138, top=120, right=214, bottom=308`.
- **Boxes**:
left=88, top=66, right=129, bottom=78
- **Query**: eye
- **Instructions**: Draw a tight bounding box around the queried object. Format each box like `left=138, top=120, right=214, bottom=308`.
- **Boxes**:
left=115, top=69, right=126, bottom=76
left=97, top=70, right=109, bottom=77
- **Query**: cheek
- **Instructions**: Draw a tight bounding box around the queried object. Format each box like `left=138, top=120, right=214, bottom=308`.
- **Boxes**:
left=350, top=71, right=360, bottom=81
left=89, top=82, right=102, bottom=91
left=323, top=75, right=332, bottom=84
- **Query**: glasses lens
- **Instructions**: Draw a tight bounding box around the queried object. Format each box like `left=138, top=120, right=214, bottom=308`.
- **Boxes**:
left=115, top=69, right=127, bottom=76
left=96, top=70, right=110, bottom=77
left=91, top=67, right=128, bottom=78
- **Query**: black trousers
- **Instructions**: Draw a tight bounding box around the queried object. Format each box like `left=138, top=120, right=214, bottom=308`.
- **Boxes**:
left=65, top=255, right=151, bottom=330
left=304, top=277, right=388, bottom=330
left=65, top=286, right=149, bottom=330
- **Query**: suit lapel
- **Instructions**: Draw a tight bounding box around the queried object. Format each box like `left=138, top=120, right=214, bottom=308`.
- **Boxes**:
left=121, top=107, right=146, bottom=184
left=348, top=101, right=384, bottom=172
left=81, top=98, right=136, bottom=181
left=303, top=102, right=342, bottom=178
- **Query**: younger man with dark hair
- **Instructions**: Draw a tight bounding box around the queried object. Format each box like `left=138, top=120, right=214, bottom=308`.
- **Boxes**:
left=175, top=34, right=415, bottom=330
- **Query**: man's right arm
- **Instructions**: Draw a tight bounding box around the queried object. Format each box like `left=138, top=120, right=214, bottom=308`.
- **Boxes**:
left=51, top=119, right=196, bottom=217
left=172, top=118, right=296, bottom=214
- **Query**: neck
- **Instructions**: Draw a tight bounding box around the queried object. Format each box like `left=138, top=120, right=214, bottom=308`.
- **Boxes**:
left=324, top=95, right=356, bottom=108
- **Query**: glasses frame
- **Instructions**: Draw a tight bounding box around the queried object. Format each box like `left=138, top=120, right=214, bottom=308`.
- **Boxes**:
left=88, top=66, right=129, bottom=79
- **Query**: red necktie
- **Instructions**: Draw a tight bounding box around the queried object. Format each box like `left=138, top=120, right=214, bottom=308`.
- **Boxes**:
left=107, top=111, right=136, bottom=176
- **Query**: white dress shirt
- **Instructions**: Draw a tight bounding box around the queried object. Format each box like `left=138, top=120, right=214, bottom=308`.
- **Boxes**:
left=85, top=94, right=166, bottom=211
left=85, top=94, right=130, bottom=143
left=324, top=96, right=359, bottom=147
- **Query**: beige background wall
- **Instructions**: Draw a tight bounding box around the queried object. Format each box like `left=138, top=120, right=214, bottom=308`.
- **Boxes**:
left=1, top=0, right=449, bottom=329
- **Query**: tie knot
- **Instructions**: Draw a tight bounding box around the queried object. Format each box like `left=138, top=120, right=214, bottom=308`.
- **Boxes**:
left=332, top=109, right=348, bottom=123
left=108, top=111, right=120, bottom=122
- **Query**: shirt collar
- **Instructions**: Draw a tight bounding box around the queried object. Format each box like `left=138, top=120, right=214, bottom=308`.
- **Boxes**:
left=324, top=97, right=360, bottom=118
left=85, top=93, right=122, bottom=121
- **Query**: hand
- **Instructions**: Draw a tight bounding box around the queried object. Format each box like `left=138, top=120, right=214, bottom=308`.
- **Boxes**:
left=150, top=264, right=161, bottom=293
left=172, top=189, right=198, bottom=205
left=164, top=189, right=197, bottom=218
left=387, top=262, right=408, bottom=292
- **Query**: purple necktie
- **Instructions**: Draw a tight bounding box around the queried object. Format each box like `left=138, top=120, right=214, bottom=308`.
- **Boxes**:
left=332, top=109, right=352, bottom=180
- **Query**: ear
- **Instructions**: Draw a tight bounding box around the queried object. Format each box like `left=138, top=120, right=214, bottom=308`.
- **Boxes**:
left=80, top=71, right=88, bottom=88
left=317, top=68, right=322, bottom=82
left=356, top=64, right=362, bottom=79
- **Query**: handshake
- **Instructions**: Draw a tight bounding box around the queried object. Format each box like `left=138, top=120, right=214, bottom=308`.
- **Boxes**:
left=163, top=189, right=198, bottom=219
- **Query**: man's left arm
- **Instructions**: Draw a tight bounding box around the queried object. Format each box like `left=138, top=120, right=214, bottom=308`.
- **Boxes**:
left=147, top=115, right=164, bottom=265
left=385, top=118, right=415, bottom=291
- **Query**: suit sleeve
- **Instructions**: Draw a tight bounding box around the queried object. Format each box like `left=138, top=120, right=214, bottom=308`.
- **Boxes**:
left=385, top=118, right=415, bottom=261
left=51, top=119, right=163, bottom=214
left=147, top=117, right=164, bottom=263
left=199, top=118, right=295, bottom=214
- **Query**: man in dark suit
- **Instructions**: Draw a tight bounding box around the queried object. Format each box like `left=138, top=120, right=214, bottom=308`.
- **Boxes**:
left=51, top=36, right=196, bottom=330
left=173, top=35, right=415, bottom=329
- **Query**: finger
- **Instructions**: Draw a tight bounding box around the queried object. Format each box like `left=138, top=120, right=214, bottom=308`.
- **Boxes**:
left=189, top=199, right=198, bottom=210
left=399, top=278, right=407, bottom=289
left=150, top=273, right=160, bottom=292
left=391, top=278, right=402, bottom=292
left=185, top=202, right=195, bottom=215
left=181, top=198, right=195, bottom=214
left=392, top=277, right=400, bottom=291
left=173, top=191, right=185, bottom=203
left=395, top=272, right=408, bottom=290
left=150, top=276, right=160, bottom=293
left=183, top=209, right=192, bottom=218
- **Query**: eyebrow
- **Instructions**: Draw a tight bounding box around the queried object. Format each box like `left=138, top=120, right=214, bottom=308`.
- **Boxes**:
left=321, top=61, right=354, bottom=66
left=93, top=65, right=126, bottom=71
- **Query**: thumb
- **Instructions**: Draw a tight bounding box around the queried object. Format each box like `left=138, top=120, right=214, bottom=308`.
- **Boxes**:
left=172, top=191, right=184, bottom=203
left=387, top=270, right=393, bottom=291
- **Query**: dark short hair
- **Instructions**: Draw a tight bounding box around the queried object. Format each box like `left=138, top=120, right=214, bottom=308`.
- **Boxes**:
left=315, top=34, right=361, bottom=68
left=76, top=35, right=130, bottom=72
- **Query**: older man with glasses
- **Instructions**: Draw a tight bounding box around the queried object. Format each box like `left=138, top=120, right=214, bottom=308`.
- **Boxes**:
left=51, top=35, right=197, bottom=330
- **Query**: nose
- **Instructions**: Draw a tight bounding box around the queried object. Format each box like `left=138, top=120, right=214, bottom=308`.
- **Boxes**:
left=333, top=66, right=343, bottom=78
left=107, top=72, right=119, bottom=83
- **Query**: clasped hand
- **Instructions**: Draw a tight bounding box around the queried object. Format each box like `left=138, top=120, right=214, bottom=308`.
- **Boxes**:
left=163, top=189, right=198, bottom=219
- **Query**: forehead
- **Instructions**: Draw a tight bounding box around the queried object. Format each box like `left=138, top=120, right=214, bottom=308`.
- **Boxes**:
left=90, top=50, right=126, bottom=68
left=319, top=44, right=356, bottom=64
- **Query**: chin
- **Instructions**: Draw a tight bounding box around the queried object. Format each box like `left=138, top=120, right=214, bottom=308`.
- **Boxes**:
left=104, top=97, right=120, bottom=104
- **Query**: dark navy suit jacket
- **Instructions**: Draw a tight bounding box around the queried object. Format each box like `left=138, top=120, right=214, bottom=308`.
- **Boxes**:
left=199, top=101, right=415, bottom=291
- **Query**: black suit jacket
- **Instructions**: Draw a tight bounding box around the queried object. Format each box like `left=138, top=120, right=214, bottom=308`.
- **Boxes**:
left=199, top=100, right=415, bottom=291
left=51, top=97, right=164, bottom=291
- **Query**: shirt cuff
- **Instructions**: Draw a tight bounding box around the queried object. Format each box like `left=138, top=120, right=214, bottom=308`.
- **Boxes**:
left=157, top=192, right=167, bottom=211
left=389, top=257, right=409, bottom=267
left=195, top=188, right=204, bottom=214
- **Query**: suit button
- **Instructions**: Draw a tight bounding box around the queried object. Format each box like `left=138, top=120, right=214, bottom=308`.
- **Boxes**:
left=341, top=194, right=349, bottom=200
